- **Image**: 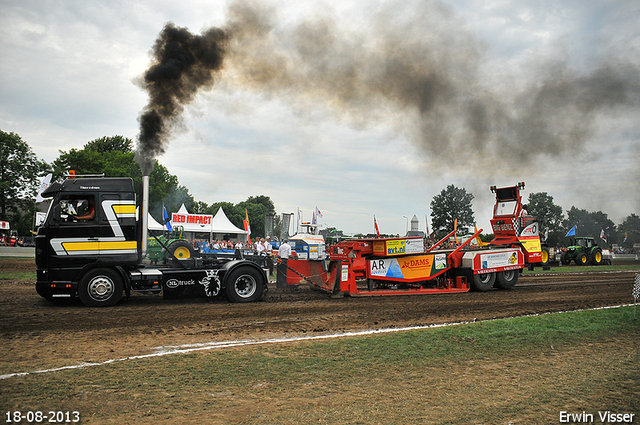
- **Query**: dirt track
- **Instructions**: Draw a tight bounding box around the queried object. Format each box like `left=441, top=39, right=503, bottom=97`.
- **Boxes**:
left=1, top=261, right=638, bottom=377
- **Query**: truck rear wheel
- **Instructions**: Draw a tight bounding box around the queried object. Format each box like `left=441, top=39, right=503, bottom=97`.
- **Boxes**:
left=495, top=269, right=519, bottom=289
left=225, top=267, right=265, bottom=303
left=78, top=268, right=123, bottom=307
left=471, top=272, right=495, bottom=292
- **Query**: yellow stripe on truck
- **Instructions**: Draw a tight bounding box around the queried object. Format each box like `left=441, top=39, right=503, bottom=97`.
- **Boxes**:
left=62, top=241, right=137, bottom=252
left=62, top=241, right=100, bottom=252
left=112, top=205, right=137, bottom=214
left=100, top=241, right=138, bottom=251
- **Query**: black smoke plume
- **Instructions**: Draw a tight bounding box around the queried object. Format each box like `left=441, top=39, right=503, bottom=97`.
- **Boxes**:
left=136, top=23, right=227, bottom=175
left=136, top=0, right=640, bottom=175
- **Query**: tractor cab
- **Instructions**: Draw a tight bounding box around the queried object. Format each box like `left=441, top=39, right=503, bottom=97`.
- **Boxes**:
left=570, top=237, right=595, bottom=249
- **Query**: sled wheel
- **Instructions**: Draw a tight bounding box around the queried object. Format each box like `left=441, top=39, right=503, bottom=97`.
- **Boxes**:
left=495, top=269, right=519, bottom=290
left=471, top=272, right=496, bottom=292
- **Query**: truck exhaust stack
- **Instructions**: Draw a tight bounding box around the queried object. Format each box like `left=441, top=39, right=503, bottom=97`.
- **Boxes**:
left=141, top=174, right=149, bottom=258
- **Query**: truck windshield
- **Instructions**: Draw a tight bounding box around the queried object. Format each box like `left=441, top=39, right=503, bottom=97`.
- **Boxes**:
left=60, top=196, right=96, bottom=222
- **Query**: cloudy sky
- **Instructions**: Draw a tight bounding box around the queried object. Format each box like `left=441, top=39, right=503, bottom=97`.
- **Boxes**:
left=1, top=0, right=639, bottom=236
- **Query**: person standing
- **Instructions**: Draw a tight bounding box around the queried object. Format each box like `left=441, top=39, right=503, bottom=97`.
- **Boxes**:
left=278, top=240, right=292, bottom=259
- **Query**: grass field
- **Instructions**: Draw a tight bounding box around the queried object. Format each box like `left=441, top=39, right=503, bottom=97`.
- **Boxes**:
left=2, top=306, right=638, bottom=424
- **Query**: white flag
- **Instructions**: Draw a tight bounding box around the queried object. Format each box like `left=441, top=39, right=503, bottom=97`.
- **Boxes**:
left=35, top=173, right=52, bottom=203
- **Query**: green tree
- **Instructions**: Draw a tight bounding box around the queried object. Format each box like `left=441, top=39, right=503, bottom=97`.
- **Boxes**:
left=0, top=130, right=50, bottom=235
left=237, top=195, right=276, bottom=239
left=526, top=192, right=564, bottom=246
left=430, top=185, right=475, bottom=234
left=565, top=207, right=616, bottom=246
left=618, top=213, right=640, bottom=248
left=52, top=135, right=138, bottom=180
left=52, top=135, right=193, bottom=223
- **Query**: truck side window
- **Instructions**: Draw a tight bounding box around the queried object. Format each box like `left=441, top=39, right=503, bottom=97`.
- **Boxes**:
left=60, top=196, right=96, bottom=223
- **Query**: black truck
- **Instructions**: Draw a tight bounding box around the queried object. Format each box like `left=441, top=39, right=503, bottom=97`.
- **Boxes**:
left=35, top=176, right=266, bottom=306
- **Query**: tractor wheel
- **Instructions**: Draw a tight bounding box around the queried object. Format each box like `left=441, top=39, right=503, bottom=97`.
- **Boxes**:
left=540, top=247, right=551, bottom=266
left=471, top=272, right=496, bottom=292
left=591, top=248, right=603, bottom=265
left=495, top=269, right=519, bottom=289
left=575, top=252, right=588, bottom=266
left=560, top=252, right=571, bottom=266
left=78, top=268, right=123, bottom=307
left=166, top=240, right=195, bottom=261
left=225, top=266, right=265, bottom=303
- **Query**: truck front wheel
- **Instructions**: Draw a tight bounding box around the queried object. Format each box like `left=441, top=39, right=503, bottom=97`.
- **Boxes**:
left=78, top=268, right=123, bottom=307
left=471, top=272, right=495, bottom=292
left=225, top=267, right=264, bottom=303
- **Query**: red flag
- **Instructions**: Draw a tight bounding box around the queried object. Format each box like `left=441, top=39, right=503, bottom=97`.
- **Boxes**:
left=374, top=215, right=380, bottom=237
left=243, top=209, right=252, bottom=244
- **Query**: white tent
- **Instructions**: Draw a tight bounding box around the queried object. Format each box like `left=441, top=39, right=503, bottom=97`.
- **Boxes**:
left=147, top=213, right=165, bottom=231
left=212, top=207, right=247, bottom=237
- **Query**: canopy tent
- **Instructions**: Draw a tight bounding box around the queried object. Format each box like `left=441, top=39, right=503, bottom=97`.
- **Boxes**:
left=155, top=204, right=248, bottom=241
left=147, top=213, right=165, bottom=231
left=212, top=207, right=247, bottom=235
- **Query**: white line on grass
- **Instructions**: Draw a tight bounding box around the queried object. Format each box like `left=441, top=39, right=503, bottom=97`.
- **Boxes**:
left=1, top=304, right=632, bottom=380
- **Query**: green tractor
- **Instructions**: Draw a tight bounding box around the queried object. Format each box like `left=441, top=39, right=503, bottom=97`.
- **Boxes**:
left=147, top=226, right=195, bottom=264
left=560, top=237, right=604, bottom=266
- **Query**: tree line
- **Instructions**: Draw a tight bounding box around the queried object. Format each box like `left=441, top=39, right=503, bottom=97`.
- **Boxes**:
left=0, top=131, right=275, bottom=238
left=2, top=129, right=639, bottom=248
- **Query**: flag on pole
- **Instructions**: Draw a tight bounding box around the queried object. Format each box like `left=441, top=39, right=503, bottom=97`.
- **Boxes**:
left=543, top=227, right=549, bottom=242
left=425, top=215, right=430, bottom=238
left=374, top=215, right=380, bottom=237
left=454, top=218, right=459, bottom=244
left=35, top=173, right=52, bottom=203
left=565, top=226, right=576, bottom=237
left=623, top=231, right=628, bottom=243
left=600, top=229, right=607, bottom=243
left=243, top=209, right=252, bottom=243
left=162, top=204, right=173, bottom=232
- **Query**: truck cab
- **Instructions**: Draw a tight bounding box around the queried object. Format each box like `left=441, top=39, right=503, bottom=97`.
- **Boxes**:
left=35, top=177, right=140, bottom=302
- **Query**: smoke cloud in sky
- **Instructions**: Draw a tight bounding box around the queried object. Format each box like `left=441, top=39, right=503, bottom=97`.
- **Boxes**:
left=136, top=0, right=640, bottom=176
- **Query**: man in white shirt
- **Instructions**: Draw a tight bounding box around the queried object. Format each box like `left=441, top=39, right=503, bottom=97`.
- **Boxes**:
left=278, top=240, right=292, bottom=259
left=265, top=236, right=273, bottom=254
left=256, top=238, right=266, bottom=255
